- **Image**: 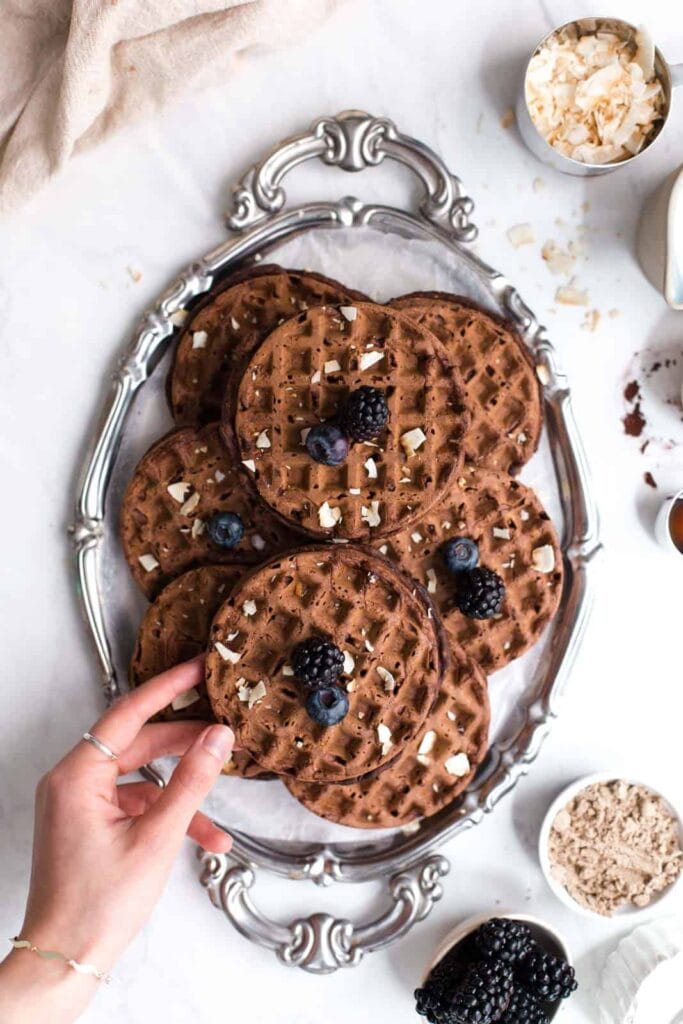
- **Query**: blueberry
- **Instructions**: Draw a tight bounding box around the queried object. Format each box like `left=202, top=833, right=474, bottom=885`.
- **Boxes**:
left=305, top=422, right=349, bottom=466
left=441, top=536, right=479, bottom=574
left=305, top=685, right=349, bottom=726
left=207, top=511, right=245, bottom=549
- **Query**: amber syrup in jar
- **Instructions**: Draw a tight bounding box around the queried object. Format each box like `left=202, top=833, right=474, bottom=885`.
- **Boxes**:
left=670, top=498, right=683, bottom=554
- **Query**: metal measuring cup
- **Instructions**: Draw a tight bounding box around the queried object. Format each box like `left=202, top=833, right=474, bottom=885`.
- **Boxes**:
left=516, top=16, right=683, bottom=176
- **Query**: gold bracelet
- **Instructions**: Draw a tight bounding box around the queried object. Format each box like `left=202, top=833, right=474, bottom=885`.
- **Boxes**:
left=10, top=937, right=112, bottom=984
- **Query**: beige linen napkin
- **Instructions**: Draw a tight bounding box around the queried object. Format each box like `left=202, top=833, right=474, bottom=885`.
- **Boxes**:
left=0, top=0, right=338, bottom=214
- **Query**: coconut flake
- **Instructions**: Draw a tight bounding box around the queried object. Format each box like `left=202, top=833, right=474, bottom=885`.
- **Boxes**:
left=532, top=544, right=556, bottom=573
left=171, top=687, right=201, bottom=711
left=507, top=223, right=536, bottom=248
left=339, top=306, right=357, bottom=322
left=418, top=730, right=437, bottom=758
left=493, top=526, right=511, bottom=540
left=542, top=240, right=576, bottom=276
left=179, top=491, right=200, bottom=516
left=377, top=723, right=393, bottom=755
left=400, top=427, right=427, bottom=457
left=167, top=481, right=192, bottom=503
left=361, top=501, right=381, bottom=528
left=319, top=501, right=342, bottom=529
left=242, top=459, right=256, bottom=473
left=215, top=642, right=241, bottom=664
left=192, top=330, right=208, bottom=349
left=255, top=430, right=271, bottom=449
left=426, top=568, right=437, bottom=594
left=342, top=650, right=355, bottom=675
left=445, top=752, right=471, bottom=777
left=251, top=533, right=266, bottom=552
left=242, top=599, right=257, bottom=617
left=310, top=370, right=321, bottom=384
left=525, top=27, right=664, bottom=166
left=376, top=666, right=396, bottom=692
left=191, top=518, right=206, bottom=539
left=138, top=553, right=159, bottom=573
left=364, top=457, right=378, bottom=479
left=282, top=664, right=294, bottom=676
left=359, top=350, right=385, bottom=371
left=556, top=279, right=589, bottom=306
left=324, top=360, right=341, bottom=374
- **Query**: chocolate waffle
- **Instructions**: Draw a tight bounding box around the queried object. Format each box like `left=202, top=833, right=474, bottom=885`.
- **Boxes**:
left=129, top=564, right=266, bottom=778
left=227, top=302, right=470, bottom=541
left=169, top=265, right=365, bottom=426
left=285, top=641, right=489, bottom=828
left=377, top=465, right=563, bottom=671
left=205, top=546, right=446, bottom=783
left=120, top=423, right=300, bottom=598
left=389, top=292, right=542, bottom=474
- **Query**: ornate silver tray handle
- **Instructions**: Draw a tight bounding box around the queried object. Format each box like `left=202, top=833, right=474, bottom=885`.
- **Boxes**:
left=71, top=111, right=601, bottom=974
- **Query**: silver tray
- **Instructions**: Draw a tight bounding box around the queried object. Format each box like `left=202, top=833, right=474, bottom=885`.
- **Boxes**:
left=71, top=111, right=601, bottom=975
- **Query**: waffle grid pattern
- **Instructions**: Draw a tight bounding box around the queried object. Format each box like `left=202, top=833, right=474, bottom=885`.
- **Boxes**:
left=120, top=423, right=299, bottom=598
left=170, top=267, right=361, bottom=426
left=129, top=564, right=267, bottom=778
left=379, top=465, right=563, bottom=672
left=205, top=547, right=443, bottom=782
left=232, top=303, right=470, bottom=540
left=390, top=292, right=542, bottom=474
left=285, top=641, right=490, bottom=828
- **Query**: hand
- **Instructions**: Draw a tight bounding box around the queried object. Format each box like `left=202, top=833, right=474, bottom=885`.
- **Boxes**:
left=0, top=657, right=233, bottom=1023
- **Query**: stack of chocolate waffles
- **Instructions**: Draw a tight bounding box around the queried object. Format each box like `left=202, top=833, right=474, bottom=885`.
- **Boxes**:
left=120, top=266, right=563, bottom=830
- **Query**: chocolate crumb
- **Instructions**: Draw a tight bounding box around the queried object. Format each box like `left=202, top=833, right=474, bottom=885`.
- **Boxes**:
left=644, top=471, right=657, bottom=489
left=640, top=440, right=649, bottom=455
left=623, top=403, right=646, bottom=437
left=624, top=379, right=640, bottom=403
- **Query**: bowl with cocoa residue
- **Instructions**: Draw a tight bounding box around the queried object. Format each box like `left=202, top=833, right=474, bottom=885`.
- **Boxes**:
left=539, top=773, right=683, bottom=918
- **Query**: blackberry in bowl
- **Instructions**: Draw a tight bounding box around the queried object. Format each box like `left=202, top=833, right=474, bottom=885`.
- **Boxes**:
left=415, top=913, right=576, bottom=1024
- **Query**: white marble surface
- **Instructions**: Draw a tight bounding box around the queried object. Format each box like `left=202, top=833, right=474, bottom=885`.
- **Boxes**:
left=1, top=0, right=682, bottom=1021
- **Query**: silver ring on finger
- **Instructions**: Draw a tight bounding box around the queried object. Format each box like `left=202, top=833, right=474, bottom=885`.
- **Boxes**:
left=82, top=732, right=118, bottom=761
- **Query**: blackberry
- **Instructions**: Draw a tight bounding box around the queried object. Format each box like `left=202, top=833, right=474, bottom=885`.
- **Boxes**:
left=449, top=960, right=514, bottom=1024
left=442, top=537, right=480, bottom=574
left=498, top=987, right=548, bottom=1024
left=291, top=636, right=344, bottom=687
left=206, top=511, right=244, bottom=548
left=305, top=685, right=349, bottom=726
left=517, top=950, right=577, bottom=1003
left=341, top=386, right=389, bottom=442
left=415, top=945, right=473, bottom=1023
left=305, top=422, right=349, bottom=466
left=474, top=918, right=533, bottom=965
left=454, top=567, right=505, bottom=620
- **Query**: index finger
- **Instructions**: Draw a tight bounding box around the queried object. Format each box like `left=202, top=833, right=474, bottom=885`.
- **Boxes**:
left=84, top=656, right=205, bottom=756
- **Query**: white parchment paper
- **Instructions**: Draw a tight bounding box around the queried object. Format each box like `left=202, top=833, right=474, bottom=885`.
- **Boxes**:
left=103, top=226, right=563, bottom=845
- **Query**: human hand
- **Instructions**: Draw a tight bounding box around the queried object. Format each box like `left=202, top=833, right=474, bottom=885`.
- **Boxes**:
left=0, top=657, right=233, bottom=1023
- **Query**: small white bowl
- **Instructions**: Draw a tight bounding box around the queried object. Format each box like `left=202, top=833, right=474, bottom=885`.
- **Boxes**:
left=423, top=912, right=572, bottom=1021
left=599, top=917, right=683, bottom=1024
left=654, top=488, right=683, bottom=557
left=539, top=773, right=683, bottom=919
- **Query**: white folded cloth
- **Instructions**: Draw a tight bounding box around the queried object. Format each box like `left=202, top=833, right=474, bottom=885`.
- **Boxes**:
left=0, top=0, right=338, bottom=214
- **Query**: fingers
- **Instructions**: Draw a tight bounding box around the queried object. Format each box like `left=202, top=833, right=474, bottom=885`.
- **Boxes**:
left=116, top=720, right=206, bottom=775
left=77, top=657, right=205, bottom=764
left=117, top=782, right=232, bottom=853
left=135, top=724, right=233, bottom=846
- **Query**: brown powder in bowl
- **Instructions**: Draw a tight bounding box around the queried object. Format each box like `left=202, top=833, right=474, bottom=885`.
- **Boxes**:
left=548, top=779, right=683, bottom=916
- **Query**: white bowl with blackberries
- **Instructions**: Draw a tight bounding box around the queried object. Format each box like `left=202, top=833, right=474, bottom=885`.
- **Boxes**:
left=415, top=914, right=577, bottom=1023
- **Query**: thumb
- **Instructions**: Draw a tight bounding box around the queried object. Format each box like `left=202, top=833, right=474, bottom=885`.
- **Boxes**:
left=137, top=724, right=233, bottom=845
